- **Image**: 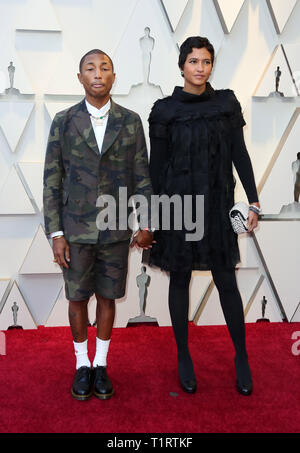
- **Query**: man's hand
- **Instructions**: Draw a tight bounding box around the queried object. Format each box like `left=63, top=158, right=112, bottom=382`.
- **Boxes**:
left=130, top=230, right=155, bottom=250
left=52, top=237, right=70, bottom=268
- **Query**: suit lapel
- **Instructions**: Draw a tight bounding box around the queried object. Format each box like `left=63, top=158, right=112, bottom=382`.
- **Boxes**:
left=72, top=98, right=124, bottom=156
left=101, top=100, right=124, bottom=155
left=72, top=99, right=100, bottom=155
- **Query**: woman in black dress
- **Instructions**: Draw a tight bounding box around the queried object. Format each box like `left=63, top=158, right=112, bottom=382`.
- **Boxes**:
left=147, top=37, right=260, bottom=396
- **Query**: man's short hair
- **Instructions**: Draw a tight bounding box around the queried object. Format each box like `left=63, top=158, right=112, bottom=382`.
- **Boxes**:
left=79, top=49, right=114, bottom=73
left=297, top=152, right=300, bottom=159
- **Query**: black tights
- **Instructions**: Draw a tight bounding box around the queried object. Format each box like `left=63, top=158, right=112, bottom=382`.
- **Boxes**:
left=169, top=268, right=251, bottom=385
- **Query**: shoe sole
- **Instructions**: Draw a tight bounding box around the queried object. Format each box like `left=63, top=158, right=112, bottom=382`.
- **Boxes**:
left=236, top=383, right=253, bottom=396
left=93, top=388, right=114, bottom=400
left=180, top=385, right=197, bottom=394
left=71, top=388, right=93, bottom=401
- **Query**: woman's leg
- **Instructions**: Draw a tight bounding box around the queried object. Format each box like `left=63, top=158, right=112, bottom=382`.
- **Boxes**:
left=211, top=267, right=252, bottom=392
left=169, top=270, right=196, bottom=390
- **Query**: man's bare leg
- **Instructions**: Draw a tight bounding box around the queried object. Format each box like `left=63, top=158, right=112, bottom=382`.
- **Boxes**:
left=69, top=300, right=91, bottom=369
left=68, top=299, right=89, bottom=342
left=93, top=294, right=115, bottom=399
left=95, top=294, right=115, bottom=340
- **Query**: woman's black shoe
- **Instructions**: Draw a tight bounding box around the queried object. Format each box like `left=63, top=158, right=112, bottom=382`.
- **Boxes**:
left=180, top=377, right=197, bottom=394
left=178, top=353, right=197, bottom=394
left=71, top=366, right=93, bottom=401
left=234, top=355, right=253, bottom=396
left=236, top=380, right=253, bottom=396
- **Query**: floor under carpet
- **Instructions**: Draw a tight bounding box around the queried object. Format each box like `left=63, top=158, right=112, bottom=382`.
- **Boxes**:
left=0, top=322, right=300, bottom=433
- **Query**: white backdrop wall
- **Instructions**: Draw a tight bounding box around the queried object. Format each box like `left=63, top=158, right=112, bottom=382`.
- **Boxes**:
left=0, top=0, right=300, bottom=330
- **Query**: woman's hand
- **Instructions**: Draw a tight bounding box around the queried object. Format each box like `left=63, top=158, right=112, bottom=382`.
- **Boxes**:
left=52, top=237, right=70, bottom=268
left=247, top=202, right=260, bottom=232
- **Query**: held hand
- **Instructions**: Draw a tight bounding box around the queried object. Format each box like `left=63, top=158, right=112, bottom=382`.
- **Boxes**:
left=130, top=230, right=156, bottom=250
left=52, top=237, right=70, bottom=269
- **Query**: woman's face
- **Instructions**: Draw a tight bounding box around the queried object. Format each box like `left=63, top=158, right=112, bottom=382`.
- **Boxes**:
left=182, top=47, right=213, bottom=93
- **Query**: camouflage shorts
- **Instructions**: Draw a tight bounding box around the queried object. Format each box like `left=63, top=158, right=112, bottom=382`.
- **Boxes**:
left=63, top=239, right=130, bottom=301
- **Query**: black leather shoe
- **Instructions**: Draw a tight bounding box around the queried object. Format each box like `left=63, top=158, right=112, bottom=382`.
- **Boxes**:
left=93, top=366, right=114, bottom=400
left=180, top=378, right=197, bottom=394
left=71, top=366, right=93, bottom=401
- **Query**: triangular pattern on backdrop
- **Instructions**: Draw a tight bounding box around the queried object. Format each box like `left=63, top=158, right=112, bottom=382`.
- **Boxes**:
left=282, top=44, right=300, bottom=96
left=44, top=101, right=77, bottom=121
left=213, top=0, right=245, bottom=33
left=45, top=285, right=97, bottom=328
left=0, top=279, right=10, bottom=308
left=18, top=162, right=44, bottom=211
left=290, top=302, right=300, bottom=322
left=0, top=52, right=34, bottom=95
left=189, top=272, right=213, bottom=321
left=254, top=45, right=295, bottom=97
left=255, top=221, right=300, bottom=321
left=18, top=274, right=64, bottom=326
left=0, top=165, right=35, bottom=214
left=266, top=0, right=298, bottom=34
left=46, top=48, right=83, bottom=95
left=161, top=0, right=189, bottom=32
left=114, top=248, right=170, bottom=327
left=259, top=109, right=300, bottom=214
left=195, top=268, right=274, bottom=326
left=0, top=101, right=34, bottom=152
left=245, top=277, right=283, bottom=323
left=0, top=281, right=37, bottom=330
left=15, top=0, right=61, bottom=32
left=237, top=234, right=262, bottom=268
left=45, top=285, right=69, bottom=327
left=235, top=268, right=262, bottom=309
left=195, top=284, right=226, bottom=326
left=19, top=224, right=62, bottom=274
left=111, top=0, right=182, bottom=96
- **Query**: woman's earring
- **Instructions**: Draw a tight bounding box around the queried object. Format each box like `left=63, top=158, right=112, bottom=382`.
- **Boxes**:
left=181, top=71, right=184, bottom=77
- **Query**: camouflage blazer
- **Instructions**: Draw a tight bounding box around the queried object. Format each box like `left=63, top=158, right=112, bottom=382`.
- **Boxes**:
left=43, top=98, right=153, bottom=244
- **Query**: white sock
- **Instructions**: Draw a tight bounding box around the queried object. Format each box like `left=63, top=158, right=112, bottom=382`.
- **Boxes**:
left=73, top=339, right=91, bottom=370
left=93, top=337, right=111, bottom=368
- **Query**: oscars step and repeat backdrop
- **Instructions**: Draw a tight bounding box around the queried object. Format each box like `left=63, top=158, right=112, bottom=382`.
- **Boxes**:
left=0, top=0, right=299, bottom=331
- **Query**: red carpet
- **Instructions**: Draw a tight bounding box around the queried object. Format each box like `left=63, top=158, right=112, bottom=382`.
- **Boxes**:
left=1, top=322, right=300, bottom=433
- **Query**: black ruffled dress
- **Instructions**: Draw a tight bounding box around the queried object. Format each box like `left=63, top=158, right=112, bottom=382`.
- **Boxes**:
left=146, top=83, right=258, bottom=272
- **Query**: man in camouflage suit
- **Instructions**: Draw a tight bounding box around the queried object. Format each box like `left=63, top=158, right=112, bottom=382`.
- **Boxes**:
left=43, top=49, right=154, bottom=401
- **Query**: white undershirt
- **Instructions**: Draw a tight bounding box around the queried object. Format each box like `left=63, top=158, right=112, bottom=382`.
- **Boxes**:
left=50, top=98, right=111, bottom=239
left=85, top=98, right=111, bottom=153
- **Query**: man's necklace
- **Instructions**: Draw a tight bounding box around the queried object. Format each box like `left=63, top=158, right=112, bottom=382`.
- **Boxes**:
left=89, top=109, right=110, bottom=126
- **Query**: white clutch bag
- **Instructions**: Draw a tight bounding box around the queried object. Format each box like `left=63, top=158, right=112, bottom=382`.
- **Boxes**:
left=229, top=202, right=249, bottom=234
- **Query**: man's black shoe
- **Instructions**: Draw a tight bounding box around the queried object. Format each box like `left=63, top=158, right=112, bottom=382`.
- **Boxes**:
left=93, top=366, right=114, bottom=400
left=71, top=366, right=93, bottom=401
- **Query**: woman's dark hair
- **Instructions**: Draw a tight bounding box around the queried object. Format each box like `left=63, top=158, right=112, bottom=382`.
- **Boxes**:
left=178, top=36, right=215, bottom=69
left=79, top=49, right=114, bottom=73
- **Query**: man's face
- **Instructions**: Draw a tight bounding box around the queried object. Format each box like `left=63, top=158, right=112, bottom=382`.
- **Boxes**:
left=77, top=53, right=115, bottom=99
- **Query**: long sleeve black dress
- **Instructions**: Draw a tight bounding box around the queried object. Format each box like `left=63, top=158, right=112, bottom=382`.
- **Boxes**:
left=147, top=83, right=258, bottom=272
